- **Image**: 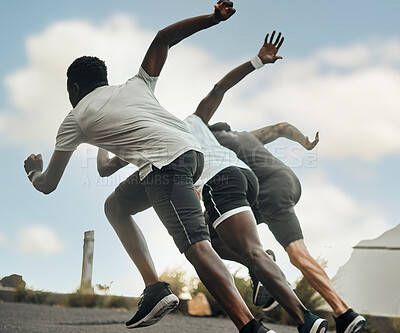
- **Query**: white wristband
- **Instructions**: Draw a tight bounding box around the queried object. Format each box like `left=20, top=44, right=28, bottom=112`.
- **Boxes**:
left=27, top=170, right=39, bottom=181
left=250, top=55, right=264, bottom=69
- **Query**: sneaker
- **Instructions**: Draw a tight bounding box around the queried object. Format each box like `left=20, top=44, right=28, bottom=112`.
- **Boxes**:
left=126, top=282, right=179, bottom=329
left=334, top=309, right=366, bottom=333
left=249, top=250, right=279, bottom=311
left=240, top=319, right=276, bottom=333
left=298, top=310, right=328, bottom=333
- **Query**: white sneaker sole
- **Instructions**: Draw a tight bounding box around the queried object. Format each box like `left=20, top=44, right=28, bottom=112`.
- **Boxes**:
left=309, top=318, right=329, bottom=333
left=126, top=294, right=179, bottom=329
left=344, top=315, right=366, bottom=333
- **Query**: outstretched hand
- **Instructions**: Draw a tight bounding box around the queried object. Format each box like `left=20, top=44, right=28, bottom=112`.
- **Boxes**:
left=213, top=1, right=236, bottom=22
left=302, top=132, right=319, bottom=150
left=258, top=31, right=284, bottom=64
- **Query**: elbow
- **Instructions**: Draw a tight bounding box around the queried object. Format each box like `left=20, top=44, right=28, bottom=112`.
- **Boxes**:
left=32, top=179, right=57, bottom=195
left=276, top=122, right=289, bottom=135
left=41, top=185, right=57, bottom=195
left=42, top=189, right=54, bottom=195
left=98, top=168, right=109, bottom=178
left=154, top=29, right=172, bottom=47
left=211, top=83, right=226, bottom=96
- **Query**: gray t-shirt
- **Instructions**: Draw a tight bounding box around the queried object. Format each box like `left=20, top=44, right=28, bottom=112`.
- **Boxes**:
left=210, top=123, right=301, bottom=218
left=56, top=67, right=202, bottom=180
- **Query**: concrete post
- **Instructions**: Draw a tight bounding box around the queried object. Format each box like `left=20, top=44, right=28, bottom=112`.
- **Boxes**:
left=80, top=230, right=94, bottom=294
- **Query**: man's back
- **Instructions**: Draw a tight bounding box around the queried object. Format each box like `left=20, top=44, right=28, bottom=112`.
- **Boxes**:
left=56, top=67, right=201, bottom=179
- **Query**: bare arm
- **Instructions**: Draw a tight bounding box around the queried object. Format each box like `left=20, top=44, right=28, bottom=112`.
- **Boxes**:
left=251, top=122, right=319, bottom=150
left=97, top=148, right=128, bottom=177
left=141, top=1, right=235, bottom=77
left=194, top=31, right=284, bottom=124
left=24, top=151, right=73, bottom=194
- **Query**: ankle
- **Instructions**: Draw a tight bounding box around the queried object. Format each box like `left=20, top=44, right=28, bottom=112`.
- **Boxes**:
left=145, top=281, right=164, bottom=292
left=334, top=306, right=350, bottom=318
left=239, top=319, right=256, bottom=333
left=145, top=279, right=161, bottom=287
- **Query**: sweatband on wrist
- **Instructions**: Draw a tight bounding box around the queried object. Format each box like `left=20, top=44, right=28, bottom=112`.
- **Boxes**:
left=250, top=55, right=264, bottom=69
left=27, top=170, right=40, bottom=181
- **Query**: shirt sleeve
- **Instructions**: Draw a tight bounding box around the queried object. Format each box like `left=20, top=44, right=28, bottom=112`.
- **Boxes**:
left=134, top=67, right=159, bottom=92
left=55, top=112, right=86, bottom=151
left=184, top=114, right=203, bottom=127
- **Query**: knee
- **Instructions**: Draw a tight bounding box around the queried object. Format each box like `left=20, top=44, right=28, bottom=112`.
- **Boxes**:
left=288, top=247, right=311, bottom=269
left=104, top=193, right=123, bottom=222
left=242, top=246, right=266, bottom=267
left=185, top=240, right=213, bottom=264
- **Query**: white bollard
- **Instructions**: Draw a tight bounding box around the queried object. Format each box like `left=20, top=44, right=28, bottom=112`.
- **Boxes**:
left=80, top=230, right=94, bottom=294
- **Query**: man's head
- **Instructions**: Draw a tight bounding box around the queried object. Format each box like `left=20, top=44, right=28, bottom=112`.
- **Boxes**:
left=67, top=56, right=108, bottom=107
left=208, top=122, right=232, bottom=132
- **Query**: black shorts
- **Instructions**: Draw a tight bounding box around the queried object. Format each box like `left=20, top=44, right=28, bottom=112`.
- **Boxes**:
left=202, top=166, right=259, bottom=229
left=252, top=168, right=303, bottom=249
left=115, top=150, right=210, bottom=253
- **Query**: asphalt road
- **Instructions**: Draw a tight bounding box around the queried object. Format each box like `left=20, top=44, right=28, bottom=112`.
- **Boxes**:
left=0, top=302, right=299, bottom=333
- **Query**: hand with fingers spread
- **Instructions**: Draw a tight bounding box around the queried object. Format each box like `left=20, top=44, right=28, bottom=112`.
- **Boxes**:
left=258, top=31, right=284, bottom=64
left=213, top=1, right=236, bottom=22
left=302, top=132, right=319, bottom=150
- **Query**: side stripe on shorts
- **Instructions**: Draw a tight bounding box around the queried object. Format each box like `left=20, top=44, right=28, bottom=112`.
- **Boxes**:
left=204, top=184, right=222, bottom=217
left=169, top=200, right=192, bottom=246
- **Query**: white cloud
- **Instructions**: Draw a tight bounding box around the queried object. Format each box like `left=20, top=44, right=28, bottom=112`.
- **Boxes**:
left=1, top=15, right=400, bottom=161
left=222, top=39, right=400, bottom=161
left=253, top=175, right=392, bottom=286
left=295, top=176, right=390, bottom=273
left=0, top=15, right=227, bottom=150
left=17, top=225, right=64, bottom=256
left=0, top=233, right=6, bottom=246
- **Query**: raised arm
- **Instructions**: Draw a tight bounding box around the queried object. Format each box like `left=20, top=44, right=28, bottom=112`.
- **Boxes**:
left=24, top=151, right=73, bottom=194
left=251, top=122, right=319, bottom=150
left=97, top=148, right=128, bottom=177
left=194, top=31, right=284, bottom=124
left=141, top=1, right=235, bottom=77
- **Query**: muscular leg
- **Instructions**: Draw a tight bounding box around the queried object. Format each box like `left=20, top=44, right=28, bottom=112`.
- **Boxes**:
left=211, top=234, right=247, bottom=265
left=286, top=239, right=349, bottom=316
left=216, top=210, right=307, bottom=326
left=185, top=240, right=253, bottom=329
left=104, top=193, right=159, bottom=286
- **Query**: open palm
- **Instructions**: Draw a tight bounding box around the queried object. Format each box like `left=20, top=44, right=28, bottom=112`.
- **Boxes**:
left=258, top=31, right=284, bottom=64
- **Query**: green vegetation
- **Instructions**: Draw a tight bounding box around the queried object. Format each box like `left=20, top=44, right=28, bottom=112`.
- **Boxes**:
left=67, top=287, right=128, bottom=309
left=12, top=285, right=50, bottom=304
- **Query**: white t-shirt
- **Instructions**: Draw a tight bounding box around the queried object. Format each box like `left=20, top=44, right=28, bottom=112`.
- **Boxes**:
left=184, top=114, right=249, bottom=193
left=56, top=67, right=202, bottom=180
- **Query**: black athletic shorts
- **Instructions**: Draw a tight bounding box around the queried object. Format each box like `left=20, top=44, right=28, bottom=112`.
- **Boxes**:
left=252, top=168, right=303, bottom=249
left=115, top=150, right=210, bottom=253
left=202, top=166, right=259, bottom=230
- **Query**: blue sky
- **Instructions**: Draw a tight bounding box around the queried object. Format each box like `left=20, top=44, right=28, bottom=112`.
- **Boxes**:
left=1, top=1, right=399, bottom=297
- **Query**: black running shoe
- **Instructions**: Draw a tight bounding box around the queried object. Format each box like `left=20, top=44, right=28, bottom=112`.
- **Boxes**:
left=126, top=282, right=179, bottom=329
left=249, top=250, right=279, bottom=311
left=298, top=310, right=328, bottom=333
left=240, top=319, right=276, bottom=333
left=334, top=309, right=366, bottom=333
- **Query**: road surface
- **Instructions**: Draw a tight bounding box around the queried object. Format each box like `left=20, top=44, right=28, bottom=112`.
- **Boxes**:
left=0, top=301, right=300, bottom=332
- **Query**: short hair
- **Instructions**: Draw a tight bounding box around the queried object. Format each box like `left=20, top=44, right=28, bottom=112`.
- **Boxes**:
left=67, top=56, right=108, bottom=92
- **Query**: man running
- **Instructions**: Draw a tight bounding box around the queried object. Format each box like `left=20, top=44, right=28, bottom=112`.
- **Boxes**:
left=208, top=94, right=366, bottom=333
left=98, top=32, right=330, bottom=333
left=209, top=122, right=366, bottom=333
left=23, top=3, right=274, bottom=332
